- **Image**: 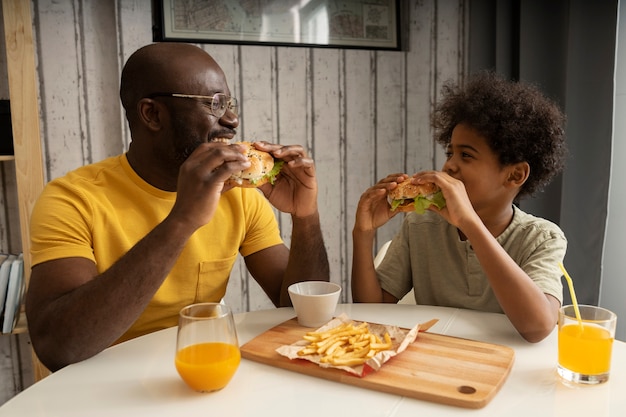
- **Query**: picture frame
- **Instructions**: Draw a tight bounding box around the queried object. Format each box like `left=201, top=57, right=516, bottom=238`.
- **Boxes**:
left=153, top=0, right=401, bottom=51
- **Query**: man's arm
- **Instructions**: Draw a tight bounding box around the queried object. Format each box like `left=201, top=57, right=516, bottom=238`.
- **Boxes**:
left=247, top=142, right=330, bottom=303
left=26, top=215, right=196, bottom=371
left=27, top=143, right=252, bottom=371
left=246, top=212, right=329, bottom=307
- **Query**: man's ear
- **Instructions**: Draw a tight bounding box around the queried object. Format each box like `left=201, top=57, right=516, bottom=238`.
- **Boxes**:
left=137, top=98, right=163, bottom=131
left=506, top=162, right=530, bottom=188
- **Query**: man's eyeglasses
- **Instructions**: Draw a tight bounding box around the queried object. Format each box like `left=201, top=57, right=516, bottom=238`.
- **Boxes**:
left=146, top=92, right=238, bottom=118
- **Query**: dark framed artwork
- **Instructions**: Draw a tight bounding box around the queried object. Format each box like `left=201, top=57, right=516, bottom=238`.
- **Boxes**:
left=153, top=0, right=401, bottom=50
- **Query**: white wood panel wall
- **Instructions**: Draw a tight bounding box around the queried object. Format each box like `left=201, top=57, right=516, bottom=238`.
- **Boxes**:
left=2, top=0, right=466, bottom=315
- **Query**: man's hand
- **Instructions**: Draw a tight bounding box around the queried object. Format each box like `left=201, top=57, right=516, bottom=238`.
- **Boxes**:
left=171, top=142, right=250, bottom=231
left=253, top=142, right=318, bottom=218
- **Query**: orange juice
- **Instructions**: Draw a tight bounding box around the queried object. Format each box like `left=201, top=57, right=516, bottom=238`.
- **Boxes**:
left=558, top=323, right=613, bottom=375
left=175, top=342, right=241, bottom=392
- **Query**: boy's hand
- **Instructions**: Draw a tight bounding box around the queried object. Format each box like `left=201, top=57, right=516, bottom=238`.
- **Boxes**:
left=354, top=173, right=408, bottom=232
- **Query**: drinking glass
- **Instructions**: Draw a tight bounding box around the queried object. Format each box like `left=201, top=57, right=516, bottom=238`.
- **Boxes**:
left=557, top=304, right=616, bottom=384
left=175, top=302, right=240, bottom=392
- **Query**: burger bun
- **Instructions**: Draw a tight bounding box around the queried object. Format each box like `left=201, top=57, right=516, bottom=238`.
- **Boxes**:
left=226, top=142, right=275, bottom=188
left=387, top=179, right=441, bottom=212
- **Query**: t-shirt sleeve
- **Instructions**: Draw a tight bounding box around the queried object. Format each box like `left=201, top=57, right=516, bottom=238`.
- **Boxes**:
left=520, top=227, right=567, bottom=304
left=30, top=180, right=97, bottom=267
left=375, top=220, right=414, bottom=300
left=238, top=189, right=283, bottom=257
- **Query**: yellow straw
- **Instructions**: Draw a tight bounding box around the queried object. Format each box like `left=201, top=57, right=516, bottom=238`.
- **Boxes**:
left=558, top=262, right=583, bottom=327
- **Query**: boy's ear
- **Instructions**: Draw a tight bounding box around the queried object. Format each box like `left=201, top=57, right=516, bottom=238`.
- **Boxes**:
left=506, top=162, right=530, bottom=187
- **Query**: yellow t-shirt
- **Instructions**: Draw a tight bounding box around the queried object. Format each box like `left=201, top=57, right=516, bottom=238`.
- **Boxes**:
left=30, top=154, right=283, bottom=343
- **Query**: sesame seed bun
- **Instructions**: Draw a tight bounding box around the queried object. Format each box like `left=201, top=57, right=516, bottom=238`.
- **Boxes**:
left=387, top=179, right=441, bottom=212
left=226, top=142, right=277, bottom=188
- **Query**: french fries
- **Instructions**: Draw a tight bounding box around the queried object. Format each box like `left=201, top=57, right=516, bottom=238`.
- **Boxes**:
left=297, top=321, right=393, bottom=366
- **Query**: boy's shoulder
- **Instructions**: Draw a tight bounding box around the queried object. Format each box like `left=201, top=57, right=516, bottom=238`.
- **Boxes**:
left=510, top=205, right=566, bottom=240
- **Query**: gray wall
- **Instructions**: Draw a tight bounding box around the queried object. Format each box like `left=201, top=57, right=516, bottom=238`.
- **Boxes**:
left=469, top=0, right=619, bottom=323
left=602, top=0, right=626, bottom=341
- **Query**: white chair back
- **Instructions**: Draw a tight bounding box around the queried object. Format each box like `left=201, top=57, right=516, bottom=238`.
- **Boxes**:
left=373, top=240, right=415, bottom=304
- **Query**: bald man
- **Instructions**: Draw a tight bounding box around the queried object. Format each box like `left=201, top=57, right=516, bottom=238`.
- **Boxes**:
left=26, top=43, right=329, bottom=371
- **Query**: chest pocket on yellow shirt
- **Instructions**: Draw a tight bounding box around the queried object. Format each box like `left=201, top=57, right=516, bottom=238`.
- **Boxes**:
left=195, top=254, right=238, bottom=302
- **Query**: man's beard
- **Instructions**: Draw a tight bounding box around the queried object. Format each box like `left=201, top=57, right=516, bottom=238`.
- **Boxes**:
left=171, top=116, right=204, bottom=166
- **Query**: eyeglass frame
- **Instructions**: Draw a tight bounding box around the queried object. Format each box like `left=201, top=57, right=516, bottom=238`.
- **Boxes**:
left=145, top=92, right=238, bottom=118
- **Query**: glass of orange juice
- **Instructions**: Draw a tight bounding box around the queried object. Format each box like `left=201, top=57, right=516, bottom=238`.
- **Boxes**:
left=557, top=304, right=616, bottom=385
left=175, top=303, right=241, bottom=392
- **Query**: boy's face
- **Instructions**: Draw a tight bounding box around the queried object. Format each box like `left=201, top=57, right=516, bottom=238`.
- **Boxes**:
left=442, top=123, right=513, bottom=214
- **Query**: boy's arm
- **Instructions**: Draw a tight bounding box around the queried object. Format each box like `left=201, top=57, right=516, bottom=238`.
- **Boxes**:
left=351, top=229, right=385, bottom=302
left=416, top=170, right=560, bottom=342
left=461, top=218, right=560, bottom=342
left=351, top=176, right=406, bottom=303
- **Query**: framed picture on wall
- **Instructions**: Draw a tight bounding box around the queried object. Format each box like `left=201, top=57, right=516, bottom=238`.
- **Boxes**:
left=153, top=0, right=401, bottom=50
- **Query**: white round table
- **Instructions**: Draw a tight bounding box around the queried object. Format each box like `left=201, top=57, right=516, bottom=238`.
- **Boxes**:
left=1, top=303, right=624, bottom=416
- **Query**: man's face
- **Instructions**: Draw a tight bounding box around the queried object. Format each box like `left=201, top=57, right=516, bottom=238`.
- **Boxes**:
left=166, top=90, right=240, bottom=166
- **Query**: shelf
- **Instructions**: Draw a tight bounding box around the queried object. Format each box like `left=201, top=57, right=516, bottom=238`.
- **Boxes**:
left=3, top=0, right=45, bottom=342
left=0, top=155, right=15, bottom=161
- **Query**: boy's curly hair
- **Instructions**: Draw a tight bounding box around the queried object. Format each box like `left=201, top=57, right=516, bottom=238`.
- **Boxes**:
left=431, top=71, right=567, bottom=199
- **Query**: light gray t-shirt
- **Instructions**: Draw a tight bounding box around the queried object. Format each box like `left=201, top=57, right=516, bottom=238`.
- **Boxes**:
left=376, top=205, right=566, bottom=313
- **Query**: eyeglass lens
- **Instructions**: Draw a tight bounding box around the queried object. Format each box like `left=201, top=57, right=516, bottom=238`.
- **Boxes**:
left=210, top=93, right=238, bottom=117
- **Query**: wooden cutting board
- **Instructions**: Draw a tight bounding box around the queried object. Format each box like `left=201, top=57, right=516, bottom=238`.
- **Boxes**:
left=240, top=317, right=515, bottom=409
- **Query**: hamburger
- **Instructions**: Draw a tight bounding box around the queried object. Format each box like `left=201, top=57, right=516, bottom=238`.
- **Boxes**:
left=387, top=179, right=446, bottom=214
left=226, top=142, right=284, bottom=188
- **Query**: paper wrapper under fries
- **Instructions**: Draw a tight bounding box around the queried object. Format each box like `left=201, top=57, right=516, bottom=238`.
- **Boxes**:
left=275, top=313, right=419, bottom=377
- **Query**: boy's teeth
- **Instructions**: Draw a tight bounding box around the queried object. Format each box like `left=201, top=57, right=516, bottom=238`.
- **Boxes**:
left=214, top=138, right=231, bottom=143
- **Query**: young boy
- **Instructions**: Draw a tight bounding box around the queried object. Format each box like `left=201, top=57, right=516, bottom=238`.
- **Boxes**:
left=351, top=71, right=567, bottom=343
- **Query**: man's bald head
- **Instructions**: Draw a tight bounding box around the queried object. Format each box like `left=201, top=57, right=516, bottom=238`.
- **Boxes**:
left=119, top=43, right=223, bottom=124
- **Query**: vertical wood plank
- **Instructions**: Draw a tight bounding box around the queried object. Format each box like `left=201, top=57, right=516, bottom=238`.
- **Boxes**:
left=0, top=166, right=10, bottom=251
left=16, top=333, right=33, bottom=389
left=0, top=334, right=16, bottom=405
left=374, top=48, right=406, bottom=246
left=115, top=0, right=154, bottom=60
left=309, top=48, right=343, bottom=291
left=432, top=0, right=467, bottom=169
left=275, top=47, right=310, bottom=250
left=343, top=49, right=376, bottom=298
left=0, top=2, right=7, bottom=99
left=0, top=4, right=12, bottom=254
left=80, top=1, right=126, bottom=160
left=2, top=0, right=44, bottom=300
left=0, top=162, right=21, bottom=253
left=34, top=0, right=86, bottom=178
left=405, top=0, right=438, bottom=171
left=239, top=45, right=277, bottom=311
left=0, top=333, right=35, bottom=405
left=115, top=0, right=154, bottom=148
